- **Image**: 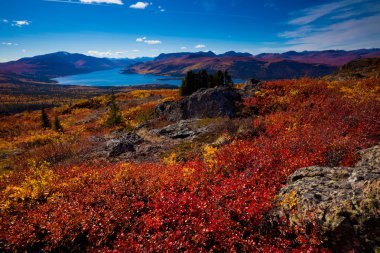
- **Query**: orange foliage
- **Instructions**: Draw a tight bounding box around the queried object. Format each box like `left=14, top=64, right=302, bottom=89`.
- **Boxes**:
left=0, top=79, right=379, bottom=252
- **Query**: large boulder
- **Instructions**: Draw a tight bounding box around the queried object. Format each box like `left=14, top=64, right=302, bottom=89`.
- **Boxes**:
left=273, top=145, right=380, bottom=252
left=106, top=132, right=143, bottom=157
left=155, top=86, right=242, bottom=121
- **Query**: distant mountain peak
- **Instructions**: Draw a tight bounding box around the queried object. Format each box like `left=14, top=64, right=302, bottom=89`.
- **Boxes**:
left=218, top=51, right=252, bottom=57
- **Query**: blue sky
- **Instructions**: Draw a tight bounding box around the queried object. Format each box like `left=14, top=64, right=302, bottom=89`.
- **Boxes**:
left=1, top=0, right=379, bottom=62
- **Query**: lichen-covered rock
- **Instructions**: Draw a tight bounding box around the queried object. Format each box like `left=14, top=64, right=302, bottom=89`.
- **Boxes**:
left=274, top=145, right=380, bottom=252
left=106, top=132, right=143, bottom=157
left=155, top=86, right=242, bottom=121
left=152, top=119, right=210, bottom=139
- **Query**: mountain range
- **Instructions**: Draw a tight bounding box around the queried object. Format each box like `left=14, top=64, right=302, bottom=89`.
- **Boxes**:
left=0, top=52, right=143, bottom=80
left=123, top=49, right=380, bottom=80
left=0, top=49, right=379, bottom=82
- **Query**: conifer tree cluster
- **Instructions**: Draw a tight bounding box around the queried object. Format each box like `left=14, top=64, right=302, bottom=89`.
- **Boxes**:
left=179, top=70, right=233, bottom=96
left=41, top=109, right=64, bottom=132
left=105, top=94, right=123, bottom=127
left=41, top=109, right=51, bottom=129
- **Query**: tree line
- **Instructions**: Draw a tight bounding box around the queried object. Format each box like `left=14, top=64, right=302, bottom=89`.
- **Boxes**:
left=179, top=70, right=233, bottom=96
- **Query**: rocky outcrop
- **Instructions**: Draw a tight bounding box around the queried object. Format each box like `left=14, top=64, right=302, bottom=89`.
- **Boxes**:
left=153, top=119, right=210, bottom=139
left=155, top=86, right=242, bottom=121
left=106, top=132, right=143, bottom=157
left=274, top=145, right=380, bottom=252
left=241, top=78, right=261, bottom=91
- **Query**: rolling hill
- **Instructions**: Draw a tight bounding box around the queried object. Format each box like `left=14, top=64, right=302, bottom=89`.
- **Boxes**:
left=256, top=48, right=380, bottom=66
left=123, top=49, right=380, bottom=80
left=331, top=57, right=380, bottom=79
left=0, top=52, right=139, bottom=80
left=123, top=51, right=337, bottom=80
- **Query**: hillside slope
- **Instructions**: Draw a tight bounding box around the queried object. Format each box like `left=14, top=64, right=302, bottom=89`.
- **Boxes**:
left=123, top=52, right=336, bottom=80
left=332, top=57, right=380, bottom=79
left=0, top=52, right=138, bottom=79
left=256, top=48, right=380, bottom=66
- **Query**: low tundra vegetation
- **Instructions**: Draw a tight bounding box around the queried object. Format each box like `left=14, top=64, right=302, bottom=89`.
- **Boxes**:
left=0, top=78, right=379, bottom=252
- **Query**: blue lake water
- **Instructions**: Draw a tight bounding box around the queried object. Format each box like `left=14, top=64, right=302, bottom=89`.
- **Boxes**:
left=53, top=68, right=182, bottom=87
left=53, top=68, right=245, bottom=87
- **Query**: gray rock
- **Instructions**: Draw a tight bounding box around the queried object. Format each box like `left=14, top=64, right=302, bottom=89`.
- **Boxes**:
left=154, top=119, right=209, bottom=139
left=106, top=132, right=143, bottom=157
left=273, top=145, right=380, bottom=252
left=241, top=78, right=261, bottom=90
left=155, top=86, right=242, bottom=121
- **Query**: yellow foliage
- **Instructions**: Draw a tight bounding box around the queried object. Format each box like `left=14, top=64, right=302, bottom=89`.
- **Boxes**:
left=125, top=89, right=179, bottom=99
left=16, top=130, right=63, bottom=148
left=1, top=160, right=58, bottom=212
left=202, top=145, right=218, bottom=170
left=327, top=79, right=380, bottom=103
left=183, top=166, right=195, bottom=179
left=290, top=89, right=299, bottom=96
left=162, top=152, right=178, bottom=165
left=114, top=163, right=132, bottom=181
left=278, top=190, right=298, bottom=210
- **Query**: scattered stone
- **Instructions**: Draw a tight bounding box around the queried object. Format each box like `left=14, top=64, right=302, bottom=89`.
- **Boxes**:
left=106, top=132, right=143, bottom=157
left=155, top=86, right=242, bottom=121
left=273, top=145, right=380, bottom=252
left=154, top=119, right=209, bottom=139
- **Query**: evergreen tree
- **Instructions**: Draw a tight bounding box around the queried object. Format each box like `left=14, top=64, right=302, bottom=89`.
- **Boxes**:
left=215, top=70, right=225, bottom=86
left=179, top=69, right=234, bottom=96
left=105, top=94, right=123, bottom=127
left=53, top=116, right=63, bottom=132
left=180, top=71, right=195, bottom=96
left=41, top=109, right=51, bottom=129
left=224, top=70, right=233, bottom=87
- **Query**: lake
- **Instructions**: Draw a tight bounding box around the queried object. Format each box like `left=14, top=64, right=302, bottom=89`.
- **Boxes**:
left=53, top=68, right=182, bottom=87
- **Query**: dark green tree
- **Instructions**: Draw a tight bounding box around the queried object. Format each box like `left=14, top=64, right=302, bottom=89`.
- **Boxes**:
left=105, top=94, right=123, bottom=127
left=224, top=70, right=233, bottom=87
left=41, top=109, right=51, bottom=129
left=180, top=71, right=195, bottom=96
left=53, top=116, right=64, bottom=132
left=179, top=70, right=234, bottom=96
left=215, top=70, right=225, bottom=86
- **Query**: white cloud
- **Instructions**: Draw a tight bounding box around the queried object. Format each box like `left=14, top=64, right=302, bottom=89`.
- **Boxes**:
left=285, top=14, right=380, bottom=50
left=132, top=49, right=140, bottom=52
left=129, top=2, right=149, bottom=9
left=1, top=42, right=18, bottom=46
left=22, top=49, right=27, bottom=53
left=136, top=37, right=162, bottom=45
left=136, top=36, right=147, bottom=42
left=278, top=0, right=380, bottom=51
left=158, top=5, right=165, bottom=12
left=115, top=51, right=127, bottom=55
left=44, top=0, right=124, bottom=5
left=87, top=50, right=130, bottom=57
left=87, top=50, right=113, bottom=57
left=288, top=0, right=363, bottom=25
left=181, top=47, right=187, bottom=50
left=3, top=19, right=9, bottom=23
left=144, top=40, right=162, bottom=45
left=195, top=44, right=206, bottom=49
left=12, top=20, right=30, bottom=27
left=278, top=26, right=312, bottom=39
left=80, top=0, right=123, bottom=4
